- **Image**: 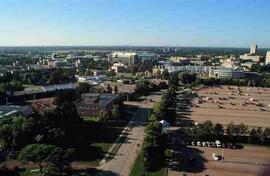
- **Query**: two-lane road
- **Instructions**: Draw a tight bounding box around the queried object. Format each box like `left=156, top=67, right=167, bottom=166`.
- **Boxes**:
left=97, top=108, right=150, bottom=176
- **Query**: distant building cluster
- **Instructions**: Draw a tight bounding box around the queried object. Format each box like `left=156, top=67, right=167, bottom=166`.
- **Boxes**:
left=108, top=51, right=159, bottom=66
left=240, top=44, right=262, bottom=62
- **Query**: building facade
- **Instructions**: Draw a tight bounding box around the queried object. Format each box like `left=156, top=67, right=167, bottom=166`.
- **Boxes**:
left=108, top=52, right=138, bottom=66
left=75, top=93, right=120, bottom=117
left=209, top=67, right=244, bottom=78
left=250, top=44, right=257, bottom=54
left=266, top=51, right=270, bottom=65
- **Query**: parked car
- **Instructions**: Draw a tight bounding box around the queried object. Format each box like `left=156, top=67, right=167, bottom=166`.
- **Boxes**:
left=191, top=141, right=196, bottom=146
left=202, top=142, right=206, bottom=147
left=211, top=142, right=216, bottom=147
left=212, top=153, right=220, bottom=160
left=215, top=140, right=221, bottom=147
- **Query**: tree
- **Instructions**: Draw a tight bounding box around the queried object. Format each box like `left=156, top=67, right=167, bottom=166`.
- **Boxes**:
left=98, top=110, right=110, bottom=123
left=106, top=84, right=112, bottom=93
left=18, top=144, right=56, bottom=174
left=162, top=69, right=170, bottom=80
left=113, top=85, right=118, bottom=94
left=84, top=69, right=93, bottom=76
left=111, top=105, right=119, bottom=120
left=263, top=127, right=270, bottom=144
left=0, top=116, right=36, bottom=150
left=46, top=148, right=74, bottom=174
left=77, top=82, right=91, bottom=94
left=214, top=123, right=224, bottom=137
left=226, top=122, right=235, bottom=136
left=0, top=164, right=19, bottom=176
left=178, top=73, right=197, bottom=84
left=142, top=120, right=165, bottom=171
left=249, top=128, right=259, bottom=144
left=237, top=123, right=248, bottom=135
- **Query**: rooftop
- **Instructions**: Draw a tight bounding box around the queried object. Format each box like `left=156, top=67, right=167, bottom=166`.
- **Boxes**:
left=77, top=93, right=119, bottom=107
left=0, top=105, right=32, bottom=117
left=30, top=98, right=56, bottom=115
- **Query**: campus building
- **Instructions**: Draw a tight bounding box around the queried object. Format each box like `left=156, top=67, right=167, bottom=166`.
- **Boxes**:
left=110, top=62, right=127, bottom=73
left=265, top=51, right=270, bottom=65
left=240, top=54, right=261, bottom=62
left=0, top=105, right=33, bottom=118
left=209, top=67, right=244, bottom=79
left=240, top=44, right=261, bottom=62
left=108, top=52, right=138, bottom=66
left=75, top=93, right=120, bottom=117
left=108, top=51, right=158, bottom=66
left=250, top=44, right=257, bottom=54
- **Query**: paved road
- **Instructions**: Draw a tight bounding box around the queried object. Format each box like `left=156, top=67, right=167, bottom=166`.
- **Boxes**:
left=97, top=108, right=150, bottom=176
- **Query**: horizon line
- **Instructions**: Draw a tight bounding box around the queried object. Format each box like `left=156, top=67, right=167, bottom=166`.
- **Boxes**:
left=0, top=45, right=269, bottom=49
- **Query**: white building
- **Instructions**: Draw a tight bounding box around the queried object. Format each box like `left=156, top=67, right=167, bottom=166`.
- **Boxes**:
left=240, top=44, right=261, bottom=62
left=250, top=44, right=257, bottom=54
left=265, top=51, right=270, bottom=65
left=108, top=52, right=138, bottom=66
left=241, top=62, right=254, bottom=71
left=136, top=52, right=159, bottom=62
left=110, top=62, right=127, bottom=73
left=220, top=57, right=239, bottom=68
left=108, top=51, right=158, bottom=66
left=209, top=67, right=244, bottom=78
left=78, top=76, right=102, bottom=86
left=164, top=65, right=210, bottom=74
left=240, top=54, right=261, bottom=62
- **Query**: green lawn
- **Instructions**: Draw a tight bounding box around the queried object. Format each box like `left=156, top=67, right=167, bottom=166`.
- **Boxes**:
left=129, top=152, right=168, bottom=176
left=74, top=117, right=129, bottom=166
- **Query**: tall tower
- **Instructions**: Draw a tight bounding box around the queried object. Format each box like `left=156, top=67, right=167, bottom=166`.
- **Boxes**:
left=266, top=51, right=270, bottom=65
left=250, top=44, right=257, bottom=54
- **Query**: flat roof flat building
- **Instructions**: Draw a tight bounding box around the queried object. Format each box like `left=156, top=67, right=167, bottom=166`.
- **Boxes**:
left=75, top=93, right=120, bottom=117
left=209, top=67, right=244, bottom=79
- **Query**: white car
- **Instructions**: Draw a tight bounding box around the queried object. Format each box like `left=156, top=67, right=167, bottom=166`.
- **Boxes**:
left=197, top=141, right=201, bottom=146
left=212, top=153, right=220, bottom=160
left=215, top=140, right=221, bottom=147
left=202, top=142, right=206, bottom=147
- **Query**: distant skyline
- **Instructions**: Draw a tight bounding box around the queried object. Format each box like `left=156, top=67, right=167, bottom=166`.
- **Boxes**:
left=0, top=0, right=270, bottom=47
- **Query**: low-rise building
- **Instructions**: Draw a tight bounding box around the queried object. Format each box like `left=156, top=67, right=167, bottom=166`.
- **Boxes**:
left=241, top=62, right=254, bottom=71
left=240, top=54, right=262, bottom=62
left=136, top=52, right=159, bottom=62
left=0, top=105, right=33, bottom=118
left=30, top=98, right=56, bottom=116
left=209, top=67, right=244, bottom=78
left=77, top=76, right=102, bottom=85
left=12, top=83, right=77, bottom=97
left=220, top=57, right=239, bottom=68
left=108, top=52, right=138, bottom=66
left=110, top=62, right=127, bottom=73
left=108, top=51, right=158, bottom=66
left=92, top=70, right=107, bottom=77
left=48, top=60, right=68, bottom=68
left=75, top=93, right=120, bottom=117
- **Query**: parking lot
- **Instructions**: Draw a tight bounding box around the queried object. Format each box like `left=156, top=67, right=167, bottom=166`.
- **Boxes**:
left=187, top=86, right=270, bottom=128
left=169, top=85, right=270, bottom=176
left=169, top=145, right=270, bottom=176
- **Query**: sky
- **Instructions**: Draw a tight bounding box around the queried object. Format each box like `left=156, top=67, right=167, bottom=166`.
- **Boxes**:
left=0, top=0, right=270, bottom=47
